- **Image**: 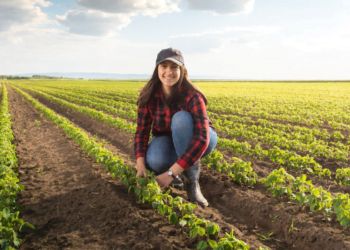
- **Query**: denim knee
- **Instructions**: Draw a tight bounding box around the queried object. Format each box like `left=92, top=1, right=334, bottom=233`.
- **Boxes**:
left=171, top=111, right=193, bottom=132
left=146, top=157, right=171, bottom=175
left=202, top=127, right=218, bottom=158
left=145, top=136, right=178, bottom=175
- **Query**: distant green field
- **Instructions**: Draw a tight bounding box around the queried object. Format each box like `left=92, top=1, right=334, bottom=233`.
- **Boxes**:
left=11, top=79, right=350, bottom=100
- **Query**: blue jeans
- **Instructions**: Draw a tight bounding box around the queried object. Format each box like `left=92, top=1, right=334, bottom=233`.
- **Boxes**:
left=145, top=111, right=218, bottom=175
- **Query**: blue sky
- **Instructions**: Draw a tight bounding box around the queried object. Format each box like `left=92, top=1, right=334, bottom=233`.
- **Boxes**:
left=0, top=0, right=349, bottom=79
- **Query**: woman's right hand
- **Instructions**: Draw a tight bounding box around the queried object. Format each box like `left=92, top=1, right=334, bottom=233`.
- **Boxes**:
left=135, top=157, right=148, bottom=178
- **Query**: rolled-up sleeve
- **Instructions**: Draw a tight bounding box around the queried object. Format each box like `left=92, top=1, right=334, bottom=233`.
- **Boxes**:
left=176, top=94, right=210, bottom=169
left=134, top=105, right=152, bottom=159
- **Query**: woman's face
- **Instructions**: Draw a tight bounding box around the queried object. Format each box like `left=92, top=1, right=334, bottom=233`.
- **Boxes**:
left=158, top=60, right=181, bottom=92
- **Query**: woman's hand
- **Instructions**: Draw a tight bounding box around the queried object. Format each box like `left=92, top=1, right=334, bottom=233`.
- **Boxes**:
left=135, top=157, right=148, bottom=188
left=136, top=166, right=148, bottom=178
left=135, top=157, right=147, bottom=177
left=156, top=163, right=185, bottom=190
left=156, top=172, right=174, bottom=190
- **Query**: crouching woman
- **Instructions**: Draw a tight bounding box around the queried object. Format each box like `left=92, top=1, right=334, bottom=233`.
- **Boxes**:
left=134, top=48, right=217, bottom=207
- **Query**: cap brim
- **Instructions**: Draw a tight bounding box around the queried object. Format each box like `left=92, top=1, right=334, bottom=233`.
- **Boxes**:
left=157, top=57, right=183, bottom=66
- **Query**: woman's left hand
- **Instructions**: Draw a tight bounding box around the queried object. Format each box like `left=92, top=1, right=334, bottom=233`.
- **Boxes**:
left=156, top=172, right=173, bottom=190
left=156, top=163, right=184, bottom=190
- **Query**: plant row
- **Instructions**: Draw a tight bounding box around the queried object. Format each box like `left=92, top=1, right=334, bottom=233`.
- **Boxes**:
left=208, top=96, right=350, bottom=125
left=208, top=100, right=350, bottom=131
left=260, top=168, right=350, bottom=227
left=208, top=111, right=350, bottom=145
left=0, top=84, right=33, bottom=250
left=201, top=150, right=258, bottom=187
left=33, top=86, right=136, bottom=111
left=18, top=87, right=137, bottom=134
left=11, top=85, right=259, bottom=250
left=203, top=147, right=350, bottom=228
left=39, top=85, right=137, bottom=104
left=32, top=86, right=137, bottom=120
left=213, top=116, right=349, bottom=162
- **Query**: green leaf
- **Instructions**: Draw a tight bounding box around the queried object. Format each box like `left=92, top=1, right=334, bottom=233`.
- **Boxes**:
left=312, top=188, right=320, bottom=197
left=197, top=227, right=206, bottom=237
left=197, top=241, right=208, bottom=250
left=208, top=239, right=218, bottom=248
left=2, top=208, right=10, bottom=219
left=206, top=223, right=218, bottom=235
left=190, top=227, right=199, bottom=238
left=168, top=213, right=178, bottom=224
left=159, top=204, right=167, bottom=215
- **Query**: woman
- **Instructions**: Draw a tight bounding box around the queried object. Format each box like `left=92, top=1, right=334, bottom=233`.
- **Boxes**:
left=134, top=47, right=217, bottom=207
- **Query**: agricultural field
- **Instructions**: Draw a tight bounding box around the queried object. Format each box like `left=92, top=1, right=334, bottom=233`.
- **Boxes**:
left=1, top=79, right=350, bottom=250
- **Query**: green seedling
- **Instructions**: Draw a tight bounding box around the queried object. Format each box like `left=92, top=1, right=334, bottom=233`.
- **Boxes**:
left=256, top=232, right=274, bottom=242
left=270, top=214, right=279, bottom=222
left=40, top=236, right=49, bottom=244
left=288, top=218, right=294, bottom=234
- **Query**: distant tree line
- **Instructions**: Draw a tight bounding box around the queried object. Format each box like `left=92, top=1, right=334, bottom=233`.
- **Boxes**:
left=0, top=75, right=30, bottom=79
left=0, top=75, right=64, bottom=80
left=32, top=75, right=63, bottom=79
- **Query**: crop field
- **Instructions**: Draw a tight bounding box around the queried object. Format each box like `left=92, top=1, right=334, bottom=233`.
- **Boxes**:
left=1, top=80, right=350, bottom=250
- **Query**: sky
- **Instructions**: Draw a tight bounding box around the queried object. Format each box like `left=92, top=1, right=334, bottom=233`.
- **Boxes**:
left=0, top=0, right=350, bottom=80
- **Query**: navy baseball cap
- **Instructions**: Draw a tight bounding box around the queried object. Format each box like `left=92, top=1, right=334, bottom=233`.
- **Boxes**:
left=156, top=47, right=184, bottom=66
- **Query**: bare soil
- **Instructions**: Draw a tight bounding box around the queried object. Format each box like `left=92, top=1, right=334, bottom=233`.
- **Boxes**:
left=17, top=87, right=350, bottom=250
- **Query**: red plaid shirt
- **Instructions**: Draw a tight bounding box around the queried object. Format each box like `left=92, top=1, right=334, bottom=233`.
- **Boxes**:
left=134, top=85, right=215, bottom=169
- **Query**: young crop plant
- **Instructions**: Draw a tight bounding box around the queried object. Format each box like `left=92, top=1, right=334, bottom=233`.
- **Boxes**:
left=12, top=85, right=257, bottom=250
left=0, top=85, right=34, bottom=249
left=260, top=168, right=295, bottom=200
left=201, top=150, right=258, bottom=187
left=260, top=167, right=350, bottom=227
left=335, top=168, right=350, bottom=186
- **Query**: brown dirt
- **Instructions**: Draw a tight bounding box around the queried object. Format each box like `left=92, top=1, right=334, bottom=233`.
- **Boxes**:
left=17, top=87, right=350, bottom=250
left=7, top=87, right=197, bottom=250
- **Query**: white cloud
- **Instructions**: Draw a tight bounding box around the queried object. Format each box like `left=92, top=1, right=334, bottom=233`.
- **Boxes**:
left=169, top=26, right=279, bottom=54
left=77, top=0, right=181, bottom=17
left=0, top=28, right=165, bottom=75
left=56, top=0, right=181, bottom=36
left=56, top=10, right=132, bottom=36
left=185, top=0, right=254, bottom=14
left=0, top=0, right=51, bottom=32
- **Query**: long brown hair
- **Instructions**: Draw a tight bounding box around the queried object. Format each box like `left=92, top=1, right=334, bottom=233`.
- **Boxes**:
left=137, top=64, right=208, bottom=108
